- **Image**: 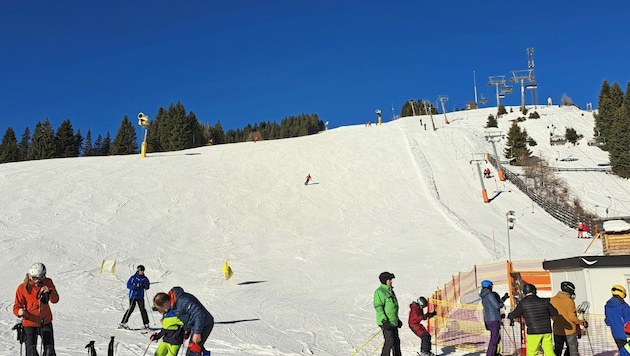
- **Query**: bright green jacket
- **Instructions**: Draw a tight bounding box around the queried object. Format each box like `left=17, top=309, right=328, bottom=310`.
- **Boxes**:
left=374, top=284, right=399, bottom=326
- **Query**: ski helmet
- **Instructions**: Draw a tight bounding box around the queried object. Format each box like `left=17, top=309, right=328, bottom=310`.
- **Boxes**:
left=624, top=321, right=630, bottom=335
left=28, top=262, right=46, bottom=279
left=560, top=281, right=576, bottom=295
left=417, top=296, right=428, bottom=308
left=481, top=280, right=493, bottom=288
left=612, top=285, right=627, bottom=299
left=379, top=272, right=395, bottom=284
left=522, top=283, right=537, bottom=295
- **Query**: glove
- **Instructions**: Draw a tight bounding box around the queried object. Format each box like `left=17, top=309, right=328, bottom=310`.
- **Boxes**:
left=500, top=313, right=506, bottom=320
left=381, top=321, right=393, bottom=330
left=582, top=320, right=589, bottom=329
left=501, top=293, right=509, bottom=302
left=425, top=311, right=437, bottom=319
left=184, top=328, right=191, bottom=339
left=38, top=291, right=50, bottom=304
left=149, top=332, right=157, bottom=341
left=397, top=320, right=403, bottom=328
left=509, top=319, right=515, bottom=326
left=188, top=342, right=202, bottom=353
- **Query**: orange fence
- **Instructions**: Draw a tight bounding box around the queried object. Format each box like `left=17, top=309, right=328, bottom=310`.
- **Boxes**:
left=426, top=260, right=618, bottom=355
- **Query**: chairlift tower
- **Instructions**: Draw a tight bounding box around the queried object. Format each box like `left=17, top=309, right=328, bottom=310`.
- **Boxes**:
left=484, top=130, right=506, bottom=181
left=470, top=157, right=490, bottom=203
left=423, top=101, right=436, bottom=131
left=511, top=69, right=534, bottom=109
left=438, top=95, right=449, bottom=124
left=488, top=76, right=507, bottom=108
left=527, top=48, right=538, bottom=109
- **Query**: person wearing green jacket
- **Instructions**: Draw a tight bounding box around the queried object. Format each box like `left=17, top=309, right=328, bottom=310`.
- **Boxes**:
left=374, top=271, right=402, bottom=356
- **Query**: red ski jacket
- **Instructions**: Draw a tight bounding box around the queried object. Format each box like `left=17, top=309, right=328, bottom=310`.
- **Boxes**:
left=408, top=302, right=429, bottom=337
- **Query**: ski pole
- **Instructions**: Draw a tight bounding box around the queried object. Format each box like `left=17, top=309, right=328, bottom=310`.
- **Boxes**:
left=145, top=293, right=156, bottom=326
left=141, top=338, right=152, bottom=356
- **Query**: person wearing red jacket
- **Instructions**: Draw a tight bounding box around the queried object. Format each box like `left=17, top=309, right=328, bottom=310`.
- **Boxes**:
left=13, top=262, right=59, bottom=356
left=409, top=296, right=436, bottom=356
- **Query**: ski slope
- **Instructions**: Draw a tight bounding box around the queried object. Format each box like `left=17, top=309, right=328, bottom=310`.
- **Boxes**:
left=0, top=106, right=614, bottom=355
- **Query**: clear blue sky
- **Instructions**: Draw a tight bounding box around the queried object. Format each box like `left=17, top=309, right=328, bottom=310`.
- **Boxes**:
left=1, top=1, right=629, bottom=139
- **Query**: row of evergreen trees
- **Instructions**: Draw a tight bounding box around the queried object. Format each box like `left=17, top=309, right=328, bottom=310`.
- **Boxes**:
left=0, top=101, right=326, bottom=164
left=594, top=80, right=630, bottom=178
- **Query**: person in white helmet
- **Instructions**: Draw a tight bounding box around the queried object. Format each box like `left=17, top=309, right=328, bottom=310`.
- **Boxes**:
left=13, top=262, right=59, bottom=356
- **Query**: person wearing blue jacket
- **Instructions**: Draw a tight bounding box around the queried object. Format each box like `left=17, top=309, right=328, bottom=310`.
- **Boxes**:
left=119, top=265, right=150, bottom=329
left=480, top=280, right=508, bottom=356
left=153, top=287, right=215, bottom=356
left=605, top=285, right=630, bottom=349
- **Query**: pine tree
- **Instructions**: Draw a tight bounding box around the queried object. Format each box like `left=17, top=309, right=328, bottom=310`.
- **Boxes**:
left=486, top=114, right=497, bottom=128
left=27, top=119, right=56, bottom=160
left=93, top=134, right=103, bottom=155
left=75, top=129, right=83, bottom=157
left=565, top=127, right=578, bottom=145
left=84, top=130, right=94, bottom=156
left=504, top=121, right=531, bottom=164
left=100, top=132, right=112, bottom=155
left=213, top=120, right=225, bottom=144
left=18, top=127, right=31, bottom=161
left=55, top=119, right=79, bottom=158
left=595, top=80, right=612, bottom=143
left=0, top=127, right=19, bottom=163
left=111, top=116, right=139, bottom=155
left=609, top=81, right=630, bottom=178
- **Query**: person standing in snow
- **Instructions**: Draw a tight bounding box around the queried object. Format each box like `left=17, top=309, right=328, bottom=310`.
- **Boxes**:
left=153, top=287, right=215, bottom=356
left=577, top=222, right=584, bottom=238
left=550, top=281, right=586, bottom=356
left=13, top=262, right=59, bottom=356
left=374, top=271, right=401, bottom=356
left=605, top=285, right=630, bottom=349
left=507, top=283, right=558, bottom=356
left=119, top=265, right=150, bottom=330
left=480, top=280, right=508, bottom=356
left=408, top=296, right=436, bottom=356
left=304, top=174, right=312, bottom=186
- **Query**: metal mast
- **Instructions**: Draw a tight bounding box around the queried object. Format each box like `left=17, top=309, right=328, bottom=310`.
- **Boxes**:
left=438, top=95, right=449, bottom=124
left=488, top=76, right=507, bottom=107
left=527, top=48, right=538, bottom=109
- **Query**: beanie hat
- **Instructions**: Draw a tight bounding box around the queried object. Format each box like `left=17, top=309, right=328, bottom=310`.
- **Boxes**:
left=379, top=272, right=395, bottom=284
left=137, top=265, right=145, bottom=271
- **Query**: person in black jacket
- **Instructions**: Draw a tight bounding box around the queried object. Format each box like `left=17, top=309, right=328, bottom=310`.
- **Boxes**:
left=508, top=284, right=558, bottom=356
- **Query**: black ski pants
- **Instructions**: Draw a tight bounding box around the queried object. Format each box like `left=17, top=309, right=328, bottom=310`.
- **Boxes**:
left=380, top=327, right=401, bottom=356
left=186, top=322, right=214, bottom=356
left=121, top=298, right=149, bottom=325
left=24, top=323, right=56, bottom=356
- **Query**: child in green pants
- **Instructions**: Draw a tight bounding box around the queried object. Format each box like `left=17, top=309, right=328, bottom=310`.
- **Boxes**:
left=150, top=308, right=186, bottom=356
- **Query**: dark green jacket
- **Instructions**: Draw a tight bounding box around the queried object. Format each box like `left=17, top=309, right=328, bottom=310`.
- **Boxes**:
left=374, top=284, right=399, bottom=326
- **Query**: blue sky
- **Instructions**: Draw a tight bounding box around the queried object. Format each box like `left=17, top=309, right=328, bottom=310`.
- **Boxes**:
left=1, top=1, right=629, bottom=139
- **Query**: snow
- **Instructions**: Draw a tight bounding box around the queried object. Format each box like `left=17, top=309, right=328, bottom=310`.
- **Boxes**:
left=603, top=220, right=630, bottom=233
left=0, top=105, right=623, bottom=355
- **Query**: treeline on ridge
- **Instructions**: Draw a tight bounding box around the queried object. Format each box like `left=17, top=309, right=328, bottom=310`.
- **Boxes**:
left=0, top=101, right=325, bottom=164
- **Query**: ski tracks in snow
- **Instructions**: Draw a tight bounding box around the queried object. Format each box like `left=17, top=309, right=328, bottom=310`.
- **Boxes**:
left=397, top=121, right=504, bottom=257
